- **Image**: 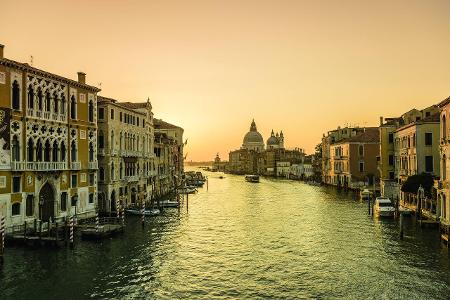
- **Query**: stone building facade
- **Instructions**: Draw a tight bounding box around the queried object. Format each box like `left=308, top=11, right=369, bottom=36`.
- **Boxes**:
left=96, top=96, right=155, bottom=213
left=0, top=44, right=100, bottom=227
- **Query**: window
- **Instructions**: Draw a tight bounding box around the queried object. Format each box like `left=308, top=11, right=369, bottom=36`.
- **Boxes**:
left=110, top=108, right=114, bottom=119
left=60, top=192, right=67, bottom=211
left=358, top=145, right=364, bottom=156
left=88, top=100, right=94, bottom=122
left=98, top=107, right=104, bottom=119
left=12, top=176, right=21, bottom=193
left=71, top=141, right=77, bottom=162
left=120, top=112, right=122, bottom=122
left=12, top=202, right=20, bottom=216
left=26, top=194, right=33, bottom=216
left=142, top=119, right=145, bottom=128
left=89, top=193, right=94, bottom=204
left=425, top=133, right=433, bottom=146
left=389, top=155, right=394, bottom=166
left=426, top=112, right=431, bottom=117
left=99, top=167, right=105, bottom=181
left=27, top=85, right=34, bottom=109
left=425, top=156, right=433, bottom=173
left=359, top=162, right=364, bottom=172
left=99, top=131, right=104, bottom=149
left=11, top=135, right=20, bottom=161
left=389, top=171, right=395, bottom=180
left=388, top=133, right=393, bottom=144
left=71, top=196, right=77, bottom=207
left=70, top=95, right=76, bottom=119
left=89, top=173, right=95, bottom=186
left=443, top=115, right=447, bottom=140
left=443, top=155, right=447, bottom=181
left=71, top=174, right=77, bottom=188
left=12, top=80, right=20, bottom=110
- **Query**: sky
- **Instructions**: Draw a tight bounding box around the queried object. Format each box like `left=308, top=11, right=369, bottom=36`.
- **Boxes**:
left=2, top=0, right=450, bottom=161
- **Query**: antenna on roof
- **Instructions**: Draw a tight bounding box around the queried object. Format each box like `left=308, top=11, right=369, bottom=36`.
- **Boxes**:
left=30, top=55, right=33, bottom=67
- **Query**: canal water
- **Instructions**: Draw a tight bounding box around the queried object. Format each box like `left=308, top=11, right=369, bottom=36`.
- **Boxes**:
left=1, top=169, right=450, bottom=299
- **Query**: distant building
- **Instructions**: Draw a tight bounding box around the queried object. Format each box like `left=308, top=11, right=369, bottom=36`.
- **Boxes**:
left=437, top=96, right=450, bottom=237
left=212, top=153, right=228, bottom=172
left=228, top=120, right=304, bottom=176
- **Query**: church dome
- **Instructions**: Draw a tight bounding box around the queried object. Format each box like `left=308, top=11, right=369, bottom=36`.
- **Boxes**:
left=242, top=119, right=264, bottom=151
left=267, top=135, right=278, bottom=145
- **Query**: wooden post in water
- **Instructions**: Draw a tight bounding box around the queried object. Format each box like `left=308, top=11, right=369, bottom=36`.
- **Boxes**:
left=207, top=177, right=209, bottom=191
left=399, top=212, right=404, bottom=240
left=186, top=192, right=189, bottom=211
left=24, top=221, right=27, bottom=240
left=64, top=218, right=68, bottom=246
left=0, top=214, right=5, bottom=266
left=141, top=199, right=145, bottom=228
left=69, top=216, right=74, bottom=249
left=34, top=218, right=37, bottom=233
left=368, top=198, right=371, bottom=215
left=39, top=221, right=42, bottom=243
left=55, top=222, right=59, bottom=246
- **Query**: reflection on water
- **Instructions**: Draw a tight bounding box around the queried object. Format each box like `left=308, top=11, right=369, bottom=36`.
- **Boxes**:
left=1, top=169, right=450, bottom=299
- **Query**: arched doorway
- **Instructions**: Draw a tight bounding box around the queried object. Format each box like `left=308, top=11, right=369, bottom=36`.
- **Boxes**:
left=39, top=182, right=55, bottom=222
left=98, top=193, right=106, bottom=213
left=110, top=190, right=116, bottom=212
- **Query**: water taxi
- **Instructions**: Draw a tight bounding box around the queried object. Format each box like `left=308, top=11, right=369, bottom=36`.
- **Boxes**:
left=360, top=189, right=373, bottom=201
left=245, top=175, right=260, bottom=183
left=374, top=197, right=395, bottom=217
left=125, top=208, right=161, bottom=216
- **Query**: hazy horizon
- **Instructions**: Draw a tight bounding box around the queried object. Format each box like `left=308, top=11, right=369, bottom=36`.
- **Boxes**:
left=2, top=0, right=450, bottom=160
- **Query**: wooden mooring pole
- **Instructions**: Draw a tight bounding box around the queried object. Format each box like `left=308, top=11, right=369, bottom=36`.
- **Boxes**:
left=69, top=215, right=74, bottom=249
left=0, top=215, right=5, bottom=266
left=141, top=200, right=145, bottom=228
left=399, top=213, right=404, bottom=240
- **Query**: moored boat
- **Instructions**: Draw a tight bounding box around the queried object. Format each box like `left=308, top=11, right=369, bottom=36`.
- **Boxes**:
left=374, top=197, right=395, bottom=217
left=125, top=208, right=161, bottom=216
left=360, top=189, right=373, bottom=201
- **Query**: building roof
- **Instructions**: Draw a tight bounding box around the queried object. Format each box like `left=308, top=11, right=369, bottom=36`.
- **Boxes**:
left=119, top=102, right=148, bottom=109
left=0, top=57, right=100, bottom=92
left=395, top=112, right=440, bottom=132
left=336, top=127, right=379, bottom=144
left=154, top=119, right=183, bottom=130
left=438, top=96, right=450, bottom=108
left=97, top=96, right=147, bottom=115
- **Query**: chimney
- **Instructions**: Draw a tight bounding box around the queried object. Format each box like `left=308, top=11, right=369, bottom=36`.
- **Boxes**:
left=77, top=72, right=86, bottom=84
left=380, top=116, right=384, bottom=126
left=0, top=44, right=4, bottom=59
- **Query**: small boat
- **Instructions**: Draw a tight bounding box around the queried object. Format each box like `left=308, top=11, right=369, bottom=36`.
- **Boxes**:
left=360, top=189, right=372, bottom=201
left=126, top=208, right=160, bottom=216
left=219, top=175, right=224, bottom=179
left=245, top=175, right=260, bottom=183
left=178, top=186, right=197, bottom=194
left=160, top=200, right=180, bottom=208
left=374, top=197, right=395, bottom=217
left=399, top=206, right=412, bottom=216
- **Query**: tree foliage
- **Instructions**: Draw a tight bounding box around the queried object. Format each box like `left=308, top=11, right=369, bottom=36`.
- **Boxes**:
left=400, top=173, right=434, bottom=197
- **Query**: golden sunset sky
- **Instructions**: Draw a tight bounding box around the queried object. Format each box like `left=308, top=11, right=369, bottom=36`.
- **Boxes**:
left=2, top=0, right=450, bottom=161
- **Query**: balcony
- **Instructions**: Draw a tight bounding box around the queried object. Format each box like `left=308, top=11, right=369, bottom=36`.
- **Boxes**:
left=70, top=162, right=81, bottom=170
left=12, top=161, right=67, bottom=171
left=88, top=161, right=98, bottom=169
left=43, top=111, right=51, bottom=119
left=35, top=110, right=42, bottom=118
left=121, top=150, right=142, bottom=157
left=125, top=175, right=140, bottom=182
left=59, top=114, right=66, bottom=122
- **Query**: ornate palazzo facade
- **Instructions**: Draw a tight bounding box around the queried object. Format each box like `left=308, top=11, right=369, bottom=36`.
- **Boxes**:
left=97, top=96, right=155, bottom=212
left=0, top=44, right=100, bottom=227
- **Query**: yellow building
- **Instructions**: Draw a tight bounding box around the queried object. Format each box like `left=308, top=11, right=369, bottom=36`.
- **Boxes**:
left=379, top=105, right=439, bottom=198
left=0, top=44, right=100, bottom=227
left=97, top=97, right=155, bottom=212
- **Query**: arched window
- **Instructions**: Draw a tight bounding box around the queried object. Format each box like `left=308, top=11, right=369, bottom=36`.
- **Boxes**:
left=53, top=92, right=59, bottom=113
left=26, top=194, right=34, bottom=216
left=45, top=91, right=51, bottom=112
left=61, top=95, right=66, bottom=115
left=99, top=167, right=105, bottom=181
left=443, top=155, right=447, bottom=181
left=111, top=130, right=114, bottom=150
left=443, top=115, right=447, bottom=140
left=89, top=142, right=94, bottom=162
left=52, top=140, right=59, bottom=162
left=36, top=139, right=43, bottom=162
left=44, top=140, right=51, bottom=162
left=27, top=85, right=34, bottom=109
left=70, top=95, right=76, bottom=119
left=60, top=142, right=66, bottom=162
left=358, top=145, right=364, bottom=156
left=120, top=162, right=123, bottom=179
left=99, top=131, right=104, bottom=149
left=12, top=80, right=20, bottom=110
left=37, top=88, right=43, bottom=111
left=11, top=135, right=20, bottom=161
left=111, top=162, right=115, bottom=180
left=120, top=132, right=123, bottom=150
left=88, top=100, right=94, bottom=122
left=27, top=138, right=34, bottom=162
left=71, top=141, right=77, bottom=162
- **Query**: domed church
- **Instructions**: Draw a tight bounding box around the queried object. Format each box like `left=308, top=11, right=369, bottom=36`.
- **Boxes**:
left=266, top=130, right=284, bottom=149
left=242, top=119, right=265, bottom=152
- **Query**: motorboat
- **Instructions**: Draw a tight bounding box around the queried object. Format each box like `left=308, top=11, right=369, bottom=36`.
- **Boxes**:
left=178, top=186, right=197, bottom=194
left=360, top=189, right=373, bottom=201
left=125, top=208, right=161, bottom=216
left=160, top=199, right=180, bottom=208
left=245, top=175, right=260, bottom=183
left=374, top=197, right=395, bottom=217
